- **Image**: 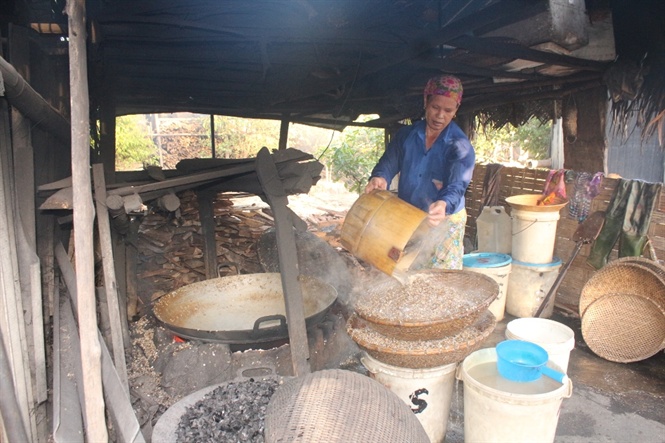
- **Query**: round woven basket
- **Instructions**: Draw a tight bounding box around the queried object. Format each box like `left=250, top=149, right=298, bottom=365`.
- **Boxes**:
left=581, top=293, right=665, bottom=363
left=579, top=261, right=665, bottom=317
left=346, top=310, right=497, bottom=369
left=604, top=256, right=665, bottom=279
left=264, top=369, right=430, bottom=443
left=353, top=269, right=498, bottom=341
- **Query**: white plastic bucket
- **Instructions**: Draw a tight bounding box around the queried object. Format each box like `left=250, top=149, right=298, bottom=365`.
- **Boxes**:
left=361, top=353, right=457, bottom=443
left=511, top=208, right=561, bottom=264
left=456, top=348, right=572, bottom=443
left=476, top=206, right=512, bottom=254
left=506, top=258, right=562, bottom=318
left=505, top=318, right=575, bottom=372
left=463, top=253, right=512, bottom=322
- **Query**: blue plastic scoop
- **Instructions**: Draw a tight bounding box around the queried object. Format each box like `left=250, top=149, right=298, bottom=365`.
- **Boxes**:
left=496, top=340, right=567, bottom=384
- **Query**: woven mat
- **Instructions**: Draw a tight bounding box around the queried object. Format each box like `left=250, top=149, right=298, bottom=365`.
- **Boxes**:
left=264, top=369, right=429, bottom=443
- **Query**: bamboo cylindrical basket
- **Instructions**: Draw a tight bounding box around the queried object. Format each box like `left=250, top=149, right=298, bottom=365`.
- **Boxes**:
left=340, top=190, right=429, bottom=276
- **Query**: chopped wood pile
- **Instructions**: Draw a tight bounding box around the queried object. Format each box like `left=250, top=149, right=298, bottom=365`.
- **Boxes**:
left=135, top=189, right=349, bottom=312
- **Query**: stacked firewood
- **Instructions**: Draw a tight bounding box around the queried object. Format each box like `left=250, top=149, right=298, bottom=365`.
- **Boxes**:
left=136, top=190, right=274, bottom=303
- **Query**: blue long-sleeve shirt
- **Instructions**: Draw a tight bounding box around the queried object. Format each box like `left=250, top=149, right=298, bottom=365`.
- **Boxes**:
left=370, top=120, right=475, bottom=214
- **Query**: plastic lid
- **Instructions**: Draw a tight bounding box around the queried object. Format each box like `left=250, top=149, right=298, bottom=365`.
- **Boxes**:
left=463, top=252, right=513, bottom=268
left=511, top=257, right=562, bottom=267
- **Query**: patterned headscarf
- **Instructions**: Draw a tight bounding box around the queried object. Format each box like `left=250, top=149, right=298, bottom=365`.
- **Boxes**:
left=423, top=75, right=463, bottom=106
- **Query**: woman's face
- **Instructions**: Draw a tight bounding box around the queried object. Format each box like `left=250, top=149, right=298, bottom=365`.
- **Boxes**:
left=424, top=94, right=458, bottom=134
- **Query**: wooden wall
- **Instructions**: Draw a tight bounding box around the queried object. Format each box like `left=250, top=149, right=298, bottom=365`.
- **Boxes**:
left=465, top=165, right=665, bottom=316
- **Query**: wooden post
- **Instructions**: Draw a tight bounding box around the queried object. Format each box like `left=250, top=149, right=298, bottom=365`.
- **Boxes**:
left=210, top=114, right=216, bottom=158
left=125, top=222, right=140, bottom=319
left=92, top=164, right=129, bottom=395
left=197, top=190, right=219, bottom=279
left=67, top=0, right=108, bottom=440
left=9, top=25, right=48, bottom=410
left=0, top=97, right=34, bottom=441
left=99, top=94, right=116, bottom=184
left=278, top=116, right=289, bottom=151
left=256, top=148, right=310, bottom=376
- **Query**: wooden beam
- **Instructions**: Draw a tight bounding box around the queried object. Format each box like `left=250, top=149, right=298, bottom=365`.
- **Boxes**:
left=270, top=0, right=546, bottom=106
left=278, top=116, right=289, bottom=151
left=255, top=147, right=310, bottom=376
left=463, top=79, right=603, bottom=113
left=449, top=35, right=609, bottom=71
left=55, top=243, right=146, bottom=443
left=0, top=55, right=70, bottom=143
left=92, top=164, right=129, bottom=395
left=99, top=94, right=117, bottom=184
left=0, top=99, right=35, bottom=442
left=9, top=26, right=48, bottom=410
left=67, top=0, right=108, bottom=439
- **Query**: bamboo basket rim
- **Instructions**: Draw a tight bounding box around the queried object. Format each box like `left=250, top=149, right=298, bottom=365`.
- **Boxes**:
left=505, top=193, right=568, bottom=212
left=354, top=269, right=498, bottom=327
left=581, top=292, right=665, bottom=363
left=579, top=261, right=665, bottom=317
left=346, top=311, right=496, bottom=356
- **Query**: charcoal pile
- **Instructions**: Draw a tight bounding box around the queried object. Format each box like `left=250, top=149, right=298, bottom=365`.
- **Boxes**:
left=175, top=378, right=280, bottom=443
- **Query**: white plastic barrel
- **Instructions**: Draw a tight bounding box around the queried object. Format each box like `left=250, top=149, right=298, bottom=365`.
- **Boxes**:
left=463, top=253, right=512, bottom=321
left=505, top=318, right=575, bottom=372
left=456, top=348, right=572, bottom=443
left=476, top=206, right=512, bottom=254
left=506, top=258, right=562, bottom=318
left=511, top=208, right=561, bottom=264
left=361, top=354, right=457, bottom=443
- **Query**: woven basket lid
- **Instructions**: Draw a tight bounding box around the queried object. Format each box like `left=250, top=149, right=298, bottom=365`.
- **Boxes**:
left=264, top=369, right=429, bottom=443
left=581, top=293, right=665, bottom=363
left=579, top=261, right=665, bottom=317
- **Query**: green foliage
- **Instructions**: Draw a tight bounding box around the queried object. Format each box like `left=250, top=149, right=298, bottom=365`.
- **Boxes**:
left=115, top=115, right=158, bottom=170
left=212, top=116, right=280, bottom=158
left=158, top=115, right=211, bottom=168
left=473, top=117, right=552, bottom=164
left=316, top=125, right=384, bottom=194
left=514, top=119, right=551, bottom=159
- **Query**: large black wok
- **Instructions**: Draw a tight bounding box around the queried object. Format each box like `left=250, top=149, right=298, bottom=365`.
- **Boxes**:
left=152, top=273, right=338, bottom=344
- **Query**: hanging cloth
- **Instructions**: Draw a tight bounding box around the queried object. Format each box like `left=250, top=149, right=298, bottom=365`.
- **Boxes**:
left=569, top=171, right=604, bottom=222
left=538, top=169, right=567, bottom=206
left=586, top=179, right=662, bottom=270
left=480, top=163, right=504, bottom=208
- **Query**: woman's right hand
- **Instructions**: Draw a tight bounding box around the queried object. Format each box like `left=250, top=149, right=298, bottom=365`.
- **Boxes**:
left=364, top=176, right=388, bottom=194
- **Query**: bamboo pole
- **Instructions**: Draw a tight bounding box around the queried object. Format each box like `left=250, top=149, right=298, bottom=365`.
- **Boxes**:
left=67, top=0, right=107, bottom=440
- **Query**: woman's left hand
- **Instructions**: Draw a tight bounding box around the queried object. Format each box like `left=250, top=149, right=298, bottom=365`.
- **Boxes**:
left=427, top=200, right=447, bottom=227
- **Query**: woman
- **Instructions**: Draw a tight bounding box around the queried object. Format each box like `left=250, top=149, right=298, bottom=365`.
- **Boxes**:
left=364, top=75, right=475, bottom=269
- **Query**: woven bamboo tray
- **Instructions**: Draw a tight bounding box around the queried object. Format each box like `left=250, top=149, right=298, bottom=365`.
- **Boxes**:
left=579, top=261, right=665, bottom=317
left=581, top=293, right=665, bottom=363
left=353, top=269, right=498, bottom=341
left=264, top=369, right=429, bottom=443
left=604, top=256, right=665, bottom=279
left=346, top=310, right=497, bottom=369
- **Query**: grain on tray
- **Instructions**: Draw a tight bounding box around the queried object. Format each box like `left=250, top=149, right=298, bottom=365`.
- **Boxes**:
left=354, top=270, right=498, bottom=324
left=347, top=311, right=497, bottom=368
